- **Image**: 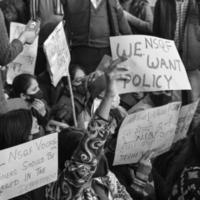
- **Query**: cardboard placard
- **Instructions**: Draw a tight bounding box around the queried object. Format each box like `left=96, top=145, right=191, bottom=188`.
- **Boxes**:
left=173, top=99, right=199, bottom=143
left=110, top=35, right=191, bottom=94
left=114, top=102, right=181, bottom=165
left=44, top=21, right=70, bottom=87
left=7, top=22, right=38, bottom=84
left=0, top=133, right=58, bottom=199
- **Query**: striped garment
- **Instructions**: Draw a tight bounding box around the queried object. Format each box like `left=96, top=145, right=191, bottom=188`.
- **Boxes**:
left=174, top=0, right=190, bottom=51
left=30, top=0, right=63, bottom=20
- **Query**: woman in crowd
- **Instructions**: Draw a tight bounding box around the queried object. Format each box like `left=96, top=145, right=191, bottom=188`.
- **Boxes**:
left=11, top=73, right=49, bottom=127
left=0, top=109, right=40, bottom=149
left=0, top=56, right=136, bottom=200
left=0, top=109, right=45, bottom=200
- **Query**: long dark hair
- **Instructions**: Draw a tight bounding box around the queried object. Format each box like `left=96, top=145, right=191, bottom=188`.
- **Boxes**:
left=0, top=109, right=33, bottom=150
left=11, top=73, right=36, bottom=97
left=167, top=127, right=200, bottom=195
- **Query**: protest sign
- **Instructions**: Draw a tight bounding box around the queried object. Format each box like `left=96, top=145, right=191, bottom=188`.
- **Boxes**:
left=113, top=102, right=181, bottom=165
left=0, top=133, right=58, bottom=200
left=6, top=22, right=38, bottom=84
left=44, top=21, right=70, bottom=87
left=173, top=99, right=199, bottom=143
left=110, top=35, right=191, bottom=94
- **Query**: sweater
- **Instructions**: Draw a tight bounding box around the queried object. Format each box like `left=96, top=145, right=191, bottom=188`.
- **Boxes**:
left=61, top=0, right=132, bottom=48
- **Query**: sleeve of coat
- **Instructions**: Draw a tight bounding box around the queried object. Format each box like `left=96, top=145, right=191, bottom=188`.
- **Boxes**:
left=153, top=0, right=161, bottom=37
left=115, top=0, right=132, bottom=34
left=0, top=9, right=23, bottom=66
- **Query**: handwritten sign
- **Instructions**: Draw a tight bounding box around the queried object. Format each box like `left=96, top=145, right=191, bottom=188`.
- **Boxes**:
left=44, top=21, right=71, bottom=87
left=173, top=100, right=199, bottom=143
left=110, top=35, right=191, bottom=94
left=113, top=102, right=181, bottom=165
left=7, top=22, right=38, bottom=84
left=0, top=133, right=58, bottom=200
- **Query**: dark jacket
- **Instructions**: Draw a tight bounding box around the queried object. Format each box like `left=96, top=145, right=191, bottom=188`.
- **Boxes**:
left=61, top=0, right=132, bottom=47
left=153, top=0, right=176, bottom=40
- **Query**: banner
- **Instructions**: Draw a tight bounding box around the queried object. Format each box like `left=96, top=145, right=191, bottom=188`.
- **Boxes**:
left=173, top=99, right=199, bottom=143
left=110, top=35, right=191, bottom=94
left=0, top=133, right=58, bottom=200
left=7, top=22, right=38, bottom=84
left=113, top=102, right=181, bottom=165
left=44, top=21, right=70, bottom=87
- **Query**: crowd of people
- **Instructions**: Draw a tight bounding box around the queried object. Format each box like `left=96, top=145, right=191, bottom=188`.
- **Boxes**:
left=0, top=0, right=200, bottom=199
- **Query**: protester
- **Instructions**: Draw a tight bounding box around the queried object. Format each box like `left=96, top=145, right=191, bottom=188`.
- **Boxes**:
left=11, top=73, right=50, bottom=127
left=153, top=0, right=200, bottom=129
left=61, top=0, right=132, bottom=74
left=1, top=1, right=200, bottom=199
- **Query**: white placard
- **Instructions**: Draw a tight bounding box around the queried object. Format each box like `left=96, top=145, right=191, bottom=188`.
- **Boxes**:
left=44, top=21, right=71, bottom=87
left=0, top=133, right=58, bottom=200
left=114, top=102, right=181, bottom=165
left=110, top=35, right=191, bottom=94
left=173, top=99, right=199, bottom=143
left=7, top=22, right=38, bottom=84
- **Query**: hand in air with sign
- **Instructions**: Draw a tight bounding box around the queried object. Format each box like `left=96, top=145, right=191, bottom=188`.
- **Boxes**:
left=104, top=56, right=131, bottom=97
left=18, top=20, right=40, bottom=45
left=96, top=56, right=131, bottom=120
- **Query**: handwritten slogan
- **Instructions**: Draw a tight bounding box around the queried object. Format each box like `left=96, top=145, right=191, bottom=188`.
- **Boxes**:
left=113, top=102, right=181, bottom=165
left=0, top=133, right=58, bottom=200
left=44, top=21, right=71, bottom=87
left=173, top=100, right=199, bottom=143
left=7, top=22, right=39, bottom=84
left=110, top=35, right=191, bottom=94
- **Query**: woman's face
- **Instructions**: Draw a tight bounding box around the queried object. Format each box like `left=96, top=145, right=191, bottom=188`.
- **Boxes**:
left=73, top=68, right=86, bottom=86
left=26, top=78, right=40, bottom=95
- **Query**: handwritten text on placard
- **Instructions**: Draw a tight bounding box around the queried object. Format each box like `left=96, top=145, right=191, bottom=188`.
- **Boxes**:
left=7, top=22, right=38, bottom=84
left=113, top=102, right=181, bottom=165
left=44, top=21, right=70, bottom=87
left=173, top=99, right=199, bottom=143
left=110, top=35, right=191, bottom=94
left=0, top=133, right=58, bottom=200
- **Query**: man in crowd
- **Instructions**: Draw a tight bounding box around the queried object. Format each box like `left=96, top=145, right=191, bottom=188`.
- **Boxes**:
left=61, top=0, right=132, bottom=74
left=154, top=0, right=200, bottom=128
